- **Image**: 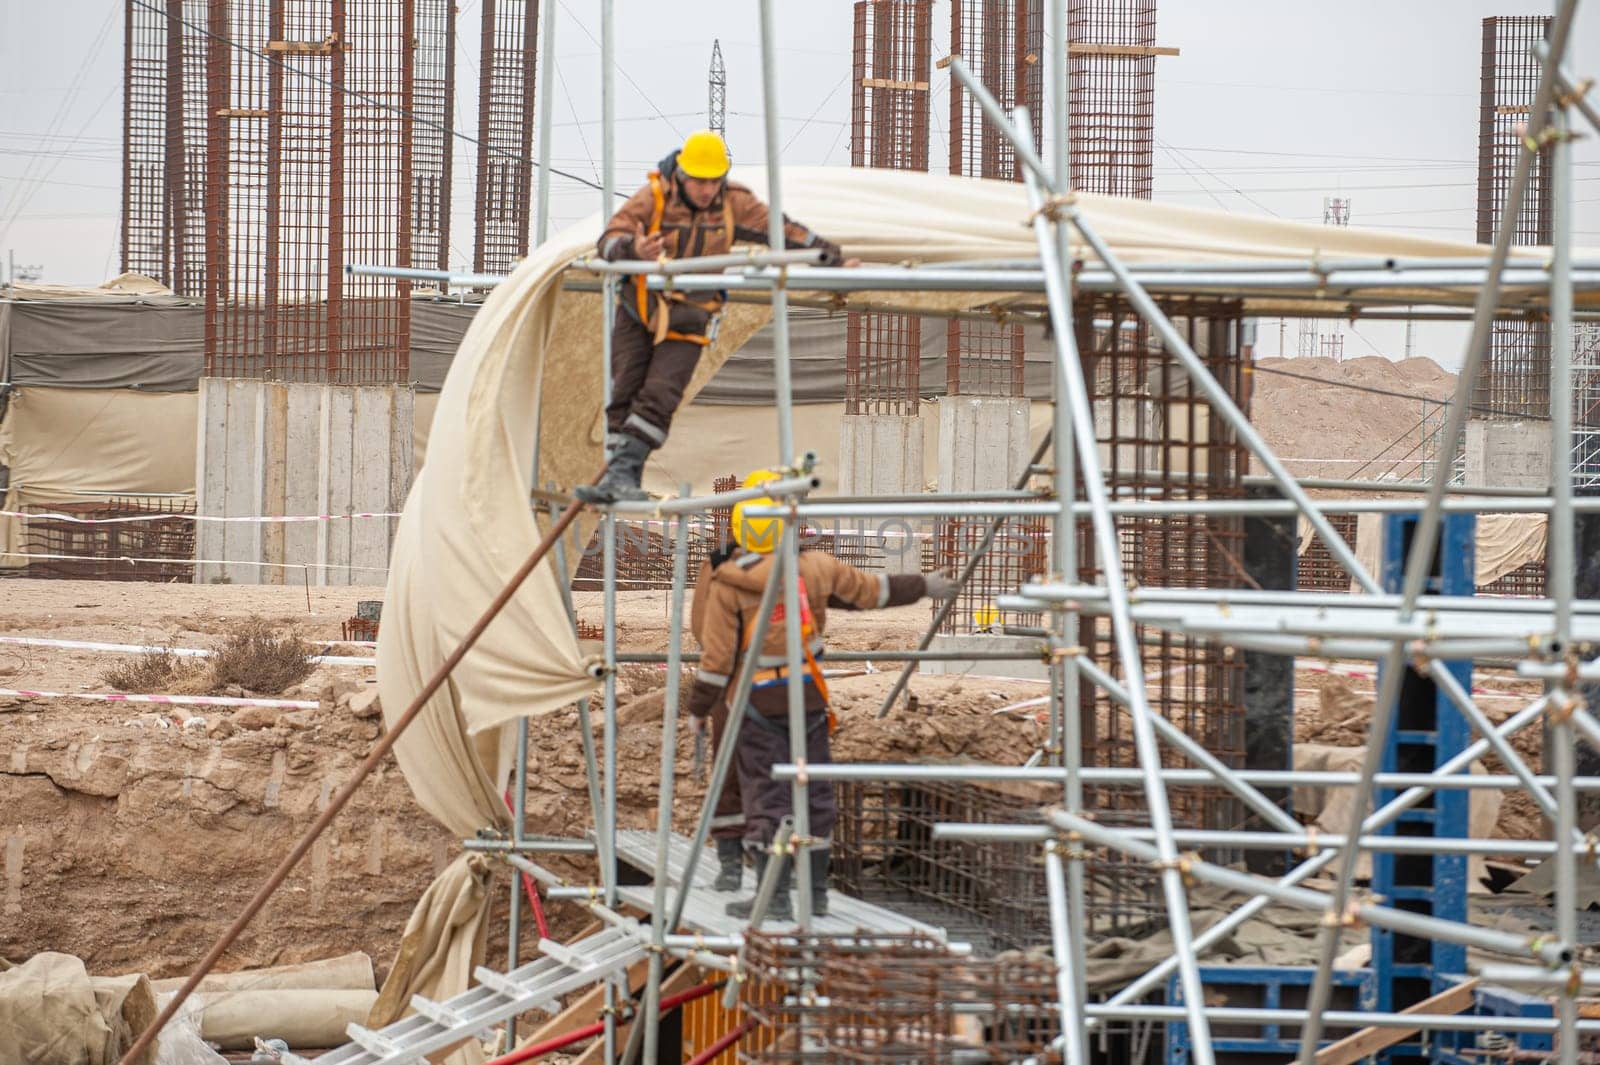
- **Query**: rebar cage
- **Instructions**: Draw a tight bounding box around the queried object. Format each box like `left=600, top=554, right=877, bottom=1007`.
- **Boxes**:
left=1067, top=0, right=1156, bottom=198
left=474, top=0, right=538, bottom=275
left=739, top=930, right=1061, bottom=1062
left=1074, top=295, right=1249, bottom=841
left=14, top=497, right=197, bottom=582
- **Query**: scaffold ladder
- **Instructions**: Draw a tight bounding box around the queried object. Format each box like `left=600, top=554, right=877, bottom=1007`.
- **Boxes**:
left=315, top=926, right=645, bottom=1065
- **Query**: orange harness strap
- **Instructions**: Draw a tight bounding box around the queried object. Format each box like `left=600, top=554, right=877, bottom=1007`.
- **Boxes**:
left=633, top=171, right=667, bottom=326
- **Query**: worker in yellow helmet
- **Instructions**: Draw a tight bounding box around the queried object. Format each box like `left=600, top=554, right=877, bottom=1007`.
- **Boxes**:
left=577, top=132, right=851, bottom=504
left=685, top=470, right=954, bottom=921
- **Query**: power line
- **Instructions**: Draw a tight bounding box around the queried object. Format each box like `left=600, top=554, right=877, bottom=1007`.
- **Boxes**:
left=1251, top=362, right=1546, bottom=421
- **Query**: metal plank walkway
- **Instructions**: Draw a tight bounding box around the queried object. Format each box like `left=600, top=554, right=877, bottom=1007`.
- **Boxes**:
left=613, top=828, right=952, bottom=940
left=316, top=926, right=645, bottom=1065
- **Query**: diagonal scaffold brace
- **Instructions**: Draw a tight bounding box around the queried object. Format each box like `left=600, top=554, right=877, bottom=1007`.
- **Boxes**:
left=118, top=494, right=594, bottom=1065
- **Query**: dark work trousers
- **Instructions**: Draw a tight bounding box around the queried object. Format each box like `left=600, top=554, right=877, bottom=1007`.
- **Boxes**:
left=709, top=697, right=744, bottom=841
left=735, top=706, right=836, bottom=848
left=606, top=303, right=708, bottom=447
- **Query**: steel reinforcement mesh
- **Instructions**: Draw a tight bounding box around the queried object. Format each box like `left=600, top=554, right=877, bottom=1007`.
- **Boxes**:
left=738, top=931, right=1059, bottom=1061
left=1296, top=513, right=1359, bottom=594
left=474, top=0, right=537, bottom=275
left=412, top=0, right=455, bottom=272
left=1067, top=0, right=1155, bottom=198
left=1475, top=15, right=1553, bottom=420
left=948, top=0, right=1041, bottom=183
left=833, top=776, right=1165, bottom=948
left=122, top=0, right=209, bottom=295
left=202, top=0, right=415, bottom=384
left=17, top=498, right=196, bottom=582
left=1074, top=294, right=1249, bottom=843
left=934, top=512, right=1046, bottom=636
left=848, top=1, right=930, bottom=418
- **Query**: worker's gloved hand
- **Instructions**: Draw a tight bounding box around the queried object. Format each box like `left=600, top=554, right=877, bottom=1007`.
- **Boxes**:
left=688, top=712, right=709, bottom=738
left=923, top=573, right=956, bottom=600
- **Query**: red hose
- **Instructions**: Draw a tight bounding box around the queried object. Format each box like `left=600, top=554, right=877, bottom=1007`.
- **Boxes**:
left=481, top=980, right=727, bottom=1065
left=502, top=786, right=552, bottom=940
left=684, top=1017, right=757, bottom=1065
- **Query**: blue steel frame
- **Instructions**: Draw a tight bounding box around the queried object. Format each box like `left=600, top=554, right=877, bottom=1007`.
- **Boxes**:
left=1432, top=978, right=1555, bottom=1063
left=1165, top=965, right=1376, bottom=1063
left=1373, top=512, right=1476, bottom=1062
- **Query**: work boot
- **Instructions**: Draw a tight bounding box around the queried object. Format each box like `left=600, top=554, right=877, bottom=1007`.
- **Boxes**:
left=808, top=846, right=831, bottom=917
left=713, top=837, right=744, bottom=892
left=575, top=432, right=651, bottom=504
left=726, top=849, right=793, bottom=922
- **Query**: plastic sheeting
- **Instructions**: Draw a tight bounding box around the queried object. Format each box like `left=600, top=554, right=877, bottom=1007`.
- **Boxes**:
left=0, top=952, right=158, bottom=1065
left=1296, top=511, right=1548, bottom=589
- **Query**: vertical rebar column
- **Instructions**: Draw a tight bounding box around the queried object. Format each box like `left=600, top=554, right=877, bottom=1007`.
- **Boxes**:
left=847, top=1, right=930, bottom=423
left=474, top=0, right=538, bottom=274
left=412, top=0, right=455, bottom=271
left=1475, top=15, right=1553, bottom=420
left=123, top=0, right=171, bottom=283
left=1066, top=0, right=1155, bottom=198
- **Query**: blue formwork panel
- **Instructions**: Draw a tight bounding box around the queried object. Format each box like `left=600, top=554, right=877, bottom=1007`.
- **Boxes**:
left=1373, top=513, right=1476, bottom=1062
left=1165, top=965, right=1375, bottom=1064
left=1432, top=978, right=1554, bottom=1064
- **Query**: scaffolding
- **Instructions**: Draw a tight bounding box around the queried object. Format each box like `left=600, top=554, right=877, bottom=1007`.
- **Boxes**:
left=136, top=4, right=1600, bottom=1065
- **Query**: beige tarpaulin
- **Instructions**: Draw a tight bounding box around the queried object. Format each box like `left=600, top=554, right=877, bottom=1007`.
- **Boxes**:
left=367, top=853, right=496, bottom=1065
left=1476, top=513, right=1547, bottom=585
left=0, top=952, right=158, bottom=1065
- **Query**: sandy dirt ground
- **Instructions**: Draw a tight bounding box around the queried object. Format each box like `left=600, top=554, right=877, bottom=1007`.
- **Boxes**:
left=0, top=580, right=1051, bottom=986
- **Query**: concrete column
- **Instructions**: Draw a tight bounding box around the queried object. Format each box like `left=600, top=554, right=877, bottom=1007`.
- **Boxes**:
left=936, top=395, right=1031, bottom=492
left=1241, top=483, right=1296, bottom=876
left=196, top=379, right=414, bottom=586
left=1464, top=419, right=1553, bottom=489
left=839, top=413, right=924, bottom=574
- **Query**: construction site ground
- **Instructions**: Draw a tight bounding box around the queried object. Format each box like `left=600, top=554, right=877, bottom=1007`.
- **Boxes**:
left=0, top=355, right=1526, bottom=1003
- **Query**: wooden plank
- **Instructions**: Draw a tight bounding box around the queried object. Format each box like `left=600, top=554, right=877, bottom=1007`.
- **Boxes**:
left=1067, top=42, right=1180, bottom=57
left=860, top=77, right=929, bottom=91
left=1312, top=978, right=1479, bottom=1065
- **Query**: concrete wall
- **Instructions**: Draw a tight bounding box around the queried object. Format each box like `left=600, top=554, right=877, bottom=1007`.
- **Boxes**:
left=937, top=396, right=1032, bottom=493
left=196, top=379, right=413, bottom=585
left=1464, top=419, right=1552, bottom=490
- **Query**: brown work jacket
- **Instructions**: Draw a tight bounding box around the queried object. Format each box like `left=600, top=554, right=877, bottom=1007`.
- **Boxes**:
left=686, top=548, right=925, bottom=719
left=598, top=151, right=842, bottom=335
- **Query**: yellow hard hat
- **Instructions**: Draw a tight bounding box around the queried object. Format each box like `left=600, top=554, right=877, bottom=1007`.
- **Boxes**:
left=731, top=468, right=783, bottom=554
left=678, top=129, right=731, bottom=180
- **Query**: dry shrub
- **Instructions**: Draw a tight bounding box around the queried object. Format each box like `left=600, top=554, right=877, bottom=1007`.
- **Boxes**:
left=208, top=619, right=313, bottom=694
left=101, top=650, right=203, bottom=693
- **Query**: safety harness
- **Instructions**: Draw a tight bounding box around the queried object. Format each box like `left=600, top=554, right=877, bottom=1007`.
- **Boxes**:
left=738, top=575, right=835, bottom=736
left=632, top=169, right=733, bottom=347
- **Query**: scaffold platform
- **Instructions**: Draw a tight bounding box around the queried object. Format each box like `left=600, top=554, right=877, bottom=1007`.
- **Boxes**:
left=612, top=828, right=954, bottom=941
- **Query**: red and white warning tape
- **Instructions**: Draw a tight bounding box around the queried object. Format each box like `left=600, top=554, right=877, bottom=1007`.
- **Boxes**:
left=0, top=550, right=389, bottom=574
left=0, top=635, right=374, bottom=667
left=0, top=510, right=400, bottom=524
left=0, top=688, right=319, bottom=709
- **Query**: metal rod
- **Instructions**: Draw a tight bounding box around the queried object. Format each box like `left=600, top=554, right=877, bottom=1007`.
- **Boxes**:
left=599, top=4, right=617, bottom=1056
left=502, top=715, right=531, bottom=1053
left=607, top=474, right=819, bottom=516
left=934, top=822, right=1578, bottom=857
left=664, top=551, right=786, bottom=936
left=1005, top=95, right=1214, bottom=1061
left=532, top=0, right=555, bottom=246
left=721, top=817, right=795, bottom=1011
left=640, top=504, right=690, bottom=1065
left=873, top=432, right=1055, bottom=718
left=1295, top=6, right=1579, bottom=1054
left=1044, top=808, right=1570, bottom=966
left=1044, top=844, right=1087, bottom=1065
left=750, top=495, right=1600, bottom=518
left=1083, top=1003, right=1600, bottom=1035
left=573, top=248, right=825, bottom=275
left=462, top=837, right=596, bottom=854
left=617, top=648, right=1048, bottom=664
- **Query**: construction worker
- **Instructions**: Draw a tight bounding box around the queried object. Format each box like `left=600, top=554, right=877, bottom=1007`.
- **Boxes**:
left=689, top=537, right=749, bottom=892
left=685, top=471, right=953, bottom=921
left=576, top=130, right=849, bottom=504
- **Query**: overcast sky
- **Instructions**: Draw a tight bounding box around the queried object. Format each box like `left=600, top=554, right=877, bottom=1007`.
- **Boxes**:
left=2, top=0, right=1597, bottom=366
